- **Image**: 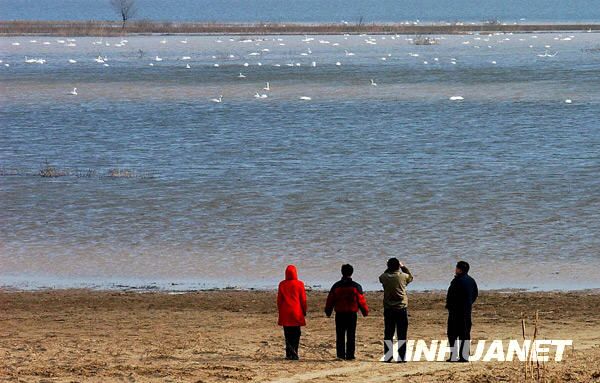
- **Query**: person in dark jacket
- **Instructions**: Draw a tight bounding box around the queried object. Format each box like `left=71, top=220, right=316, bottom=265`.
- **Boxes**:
left=277, top=265, right=307, bottom=360
left=379, top=258, right=413, bottom=362
left=325, top=264, right=369, bottom=360
left=446, top=261, right=478, bottom=362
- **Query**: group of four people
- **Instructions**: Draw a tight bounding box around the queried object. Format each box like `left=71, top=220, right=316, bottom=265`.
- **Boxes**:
left=277, top=258, right=478, bottom=362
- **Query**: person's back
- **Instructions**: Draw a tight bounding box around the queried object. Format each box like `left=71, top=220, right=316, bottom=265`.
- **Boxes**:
left=379, top=258, right=413, bottom=362
left=325, top=278, right=369, bottom=316
left=379, top=263, right=413, bottom=310
left=277, top=265, right=307, bottom=360
left=446, top=272, right=478, bottom=315
left=445, top=261, right=478, bottom=362
left=324, top=264, right=368, bottom=360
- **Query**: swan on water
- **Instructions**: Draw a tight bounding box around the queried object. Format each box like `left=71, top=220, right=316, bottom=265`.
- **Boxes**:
left=210, top=95, right=223, bottom=103
left=69, top=88, right=78, bottom=96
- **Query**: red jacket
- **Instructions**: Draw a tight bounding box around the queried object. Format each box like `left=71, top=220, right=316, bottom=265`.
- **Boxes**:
left=277, top=265, right=307, bottom=327
left=325, top=277, right=369, bottom=317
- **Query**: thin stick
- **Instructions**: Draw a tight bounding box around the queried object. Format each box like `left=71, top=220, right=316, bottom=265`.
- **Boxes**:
left=522, top=317, right=528, bottom=381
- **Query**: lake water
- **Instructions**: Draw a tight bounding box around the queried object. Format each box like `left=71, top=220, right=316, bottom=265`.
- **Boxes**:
left=1, top=32, right=600, bottom=291
left=2, top=0, right=600, bottom=23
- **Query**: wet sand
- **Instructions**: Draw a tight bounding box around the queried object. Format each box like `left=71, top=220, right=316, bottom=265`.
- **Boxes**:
left=0, top=289, right=599, bottom=382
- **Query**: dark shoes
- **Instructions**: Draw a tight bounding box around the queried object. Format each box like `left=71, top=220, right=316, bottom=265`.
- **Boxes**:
left=446, top=358, right=469, bottom=363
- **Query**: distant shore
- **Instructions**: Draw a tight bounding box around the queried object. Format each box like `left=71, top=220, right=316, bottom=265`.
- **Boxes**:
left=2, top=20, right=600, bottom=36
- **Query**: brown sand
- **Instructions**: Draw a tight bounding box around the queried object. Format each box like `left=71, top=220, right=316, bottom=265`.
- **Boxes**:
left=0, top=289, right=599, bottom=382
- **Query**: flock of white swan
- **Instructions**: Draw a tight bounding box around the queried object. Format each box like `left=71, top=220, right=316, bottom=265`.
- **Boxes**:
left=3, top=31, right=584, bottom=104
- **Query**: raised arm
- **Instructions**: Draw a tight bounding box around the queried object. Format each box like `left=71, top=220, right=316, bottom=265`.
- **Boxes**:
left=401, top=264, right=414, bottom=284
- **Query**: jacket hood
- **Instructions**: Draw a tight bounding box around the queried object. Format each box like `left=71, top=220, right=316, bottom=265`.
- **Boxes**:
left=285, top=265, right=298, bottom=280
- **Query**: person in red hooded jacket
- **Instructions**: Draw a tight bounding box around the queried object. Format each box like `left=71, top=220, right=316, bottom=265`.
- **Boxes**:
left=277, top=265, right=307, bottom=360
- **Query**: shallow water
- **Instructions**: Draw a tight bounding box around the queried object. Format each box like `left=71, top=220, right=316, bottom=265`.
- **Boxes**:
left=1, top=33, right=600, bottom=290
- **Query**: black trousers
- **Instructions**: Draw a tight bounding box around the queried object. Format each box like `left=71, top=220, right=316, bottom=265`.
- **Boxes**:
left=384, top=308, right=408, bottom=362
left=447, top=311, right=472, bottom=361
left=283, top=326, right=301, bottom=359
left=335, top=312, right=358, bottom=359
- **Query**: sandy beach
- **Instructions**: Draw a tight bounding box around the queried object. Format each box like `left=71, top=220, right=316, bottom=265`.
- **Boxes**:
left=0, top=289, right=599, bottom=382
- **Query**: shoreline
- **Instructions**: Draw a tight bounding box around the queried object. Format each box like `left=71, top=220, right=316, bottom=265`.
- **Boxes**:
left=2, top=20, right=600, bottom=36
left=2, top=275, right=598, bottom=294
left=1, top=284, right=599, bottom=294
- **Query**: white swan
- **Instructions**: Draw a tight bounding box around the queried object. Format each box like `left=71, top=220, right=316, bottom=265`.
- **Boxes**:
left=210, top=95, right=223, bottom=103
left=263, top=82, right=270, bottom=91
left=449, top=96, right=464, bottom=101
left=299, top=48, right=312, bottom=56
left=68, top=59, right=77, bottom=63
left=155, top=56, right=163, bottom=62
left=370, top=79, right=377, bottom=86
left=299, top=96, right=312, bottom=100
left=344, top=50, right=355, bottom=56
left=69, top=87, right=78, bottom=96
left=565, top=99, right=572, bottom=104
left=185, top=64, right=191, bottom=69
left=238, top=72, right=246, bottom=78
left=254, top=92, right=268, bottom=99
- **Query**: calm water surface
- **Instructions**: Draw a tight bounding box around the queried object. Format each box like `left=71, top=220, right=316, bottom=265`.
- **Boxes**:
left=1, top=33, right=600, bottom=290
